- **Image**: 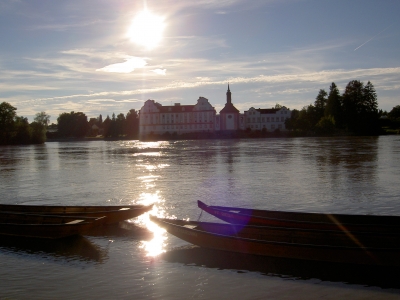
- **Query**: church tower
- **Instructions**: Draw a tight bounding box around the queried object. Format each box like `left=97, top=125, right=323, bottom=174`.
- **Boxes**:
left=219, top=84, right=240, bottom=130
left=227, top=83, right=232, bottom=104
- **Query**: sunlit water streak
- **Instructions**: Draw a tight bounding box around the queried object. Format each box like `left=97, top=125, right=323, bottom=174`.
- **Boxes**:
left=1, top=136, right=400, bottom=298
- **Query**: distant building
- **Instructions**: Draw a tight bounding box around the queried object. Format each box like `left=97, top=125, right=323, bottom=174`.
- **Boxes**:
left=138, top=85, right=291, bottom=138
left=243, top=106, right=291, bottom=131
left=139, top=97, right=217, bottom=138
left=219, top=84, right=240, bottom=131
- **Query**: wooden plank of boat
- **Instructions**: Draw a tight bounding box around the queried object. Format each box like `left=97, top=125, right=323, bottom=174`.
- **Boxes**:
left=0, top=211, right=106, bottom=239
left=197, top=200, right=400, bottom=233
left=150, top=216, right=400, bottom=266
left=0, top=203, right=154, bottom=225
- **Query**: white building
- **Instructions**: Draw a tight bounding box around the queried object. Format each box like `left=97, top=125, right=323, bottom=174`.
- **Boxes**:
left=139, top=97, right=217, bottom=138
left=244, top=107, right=291, bottom=131
left=138, top=86, right=292, bottom=138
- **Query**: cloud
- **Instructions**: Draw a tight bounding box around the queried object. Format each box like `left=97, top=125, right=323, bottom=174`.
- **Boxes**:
left=96, top=56, right=147, bottom=73
left=151, top=68, right=166, bottom=75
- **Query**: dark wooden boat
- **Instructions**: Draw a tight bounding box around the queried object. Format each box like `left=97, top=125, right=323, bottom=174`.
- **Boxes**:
left=0, top=203, right=154, bottom=225
left=0, top=211, right=105, bottom=239
left=198, top=200, right=400, bottom=233
left=150, top=216, right=400, bottom=266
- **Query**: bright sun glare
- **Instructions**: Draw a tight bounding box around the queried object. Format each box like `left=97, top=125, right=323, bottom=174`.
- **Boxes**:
left=128, top=10, right=165, bottom=50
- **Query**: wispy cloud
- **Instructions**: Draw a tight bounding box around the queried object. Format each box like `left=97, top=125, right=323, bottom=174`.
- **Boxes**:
left=96, top=56, right=147, bottom=73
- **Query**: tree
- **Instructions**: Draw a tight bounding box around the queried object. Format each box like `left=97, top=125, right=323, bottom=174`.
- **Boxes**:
left=97, top=114, right=103, bottom=126
left=285, top=109, right=299, bottom=131
left=342, top=80, right=380, bottom=135
left=361, top=81, right=380, bottom=134
left=102, top=115, right=111, bottom=137
left=314, top=89, right=328, bottom=121
left=0, top=102, right=17, bottom=144
left=115, top=113, right=126, bottom=137
left=325, top=83, right=342, bottom=127
left=31, top=112, right=50, bottom=143
left=388, top=105, right=400, bottom=121
left=315, top=115, right=336, bottom=135
left=14, top=116, right=31, bottom=144
left=34, top=111, right=50, bottom=127
left=57, top=111, right=89, bottom=138
left=342, top=80, right=365, bottom=133
left=125, top=109, right=139, bottom=138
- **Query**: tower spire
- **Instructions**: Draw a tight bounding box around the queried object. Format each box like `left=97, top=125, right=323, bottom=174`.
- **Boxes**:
left=226, top=83, right=232, bottom=104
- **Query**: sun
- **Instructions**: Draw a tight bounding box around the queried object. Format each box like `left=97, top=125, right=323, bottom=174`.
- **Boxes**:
left=128, top=10, right=165, bottom=50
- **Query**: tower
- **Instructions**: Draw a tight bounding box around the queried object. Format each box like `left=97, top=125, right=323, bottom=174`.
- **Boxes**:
left=219, top=84, right=240, bottom=130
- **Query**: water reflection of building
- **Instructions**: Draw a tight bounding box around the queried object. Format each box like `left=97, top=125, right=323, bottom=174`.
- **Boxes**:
left=139, top=85, right=291, bottom=138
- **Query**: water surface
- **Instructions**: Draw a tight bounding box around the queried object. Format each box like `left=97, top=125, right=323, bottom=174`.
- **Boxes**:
left=1, top=136, right=400, bottom=299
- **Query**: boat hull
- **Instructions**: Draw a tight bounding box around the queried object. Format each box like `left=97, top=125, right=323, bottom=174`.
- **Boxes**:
left=198, top=201, right=400, bottom=233
left=151, top=216, right=400, bottom=266
left=0, top=204, right=154, bottom=225
left=0, top=212, right=105, bottom=239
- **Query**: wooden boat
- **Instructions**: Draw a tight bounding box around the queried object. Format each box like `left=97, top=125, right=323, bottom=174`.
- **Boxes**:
left=150, top=216, right=400, bottom=266
left=0, top=203, right=154, bottom=225
left=0, top=211, right=105, bottom=239
left=198, top=200, right=400, bottom=233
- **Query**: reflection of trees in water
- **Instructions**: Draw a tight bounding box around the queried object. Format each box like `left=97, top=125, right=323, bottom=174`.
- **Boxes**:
left=169, top=140, right=219, bottom=168
left=58, top=146, right=90, bottom=160
left=162, top=245, right=400, bottom=289
left=309, top=137, right=378, bottom=181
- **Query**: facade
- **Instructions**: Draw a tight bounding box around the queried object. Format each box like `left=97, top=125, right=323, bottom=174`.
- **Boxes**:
left=244, top=107, right=291, bottom=131
left=219, top=84, right=240, bottom=130
left=138, top=85, right=291, bottom=138
left=139, top=97, right=216, bottom=138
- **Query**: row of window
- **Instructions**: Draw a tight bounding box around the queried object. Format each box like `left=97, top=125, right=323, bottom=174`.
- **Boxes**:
left=247, top=110, right=288, bottom=116
left=143, top=119, right=214, bottom=125
left=247, top=117, right=288, bottom=123
left=142, top=124, right=214, bottom=131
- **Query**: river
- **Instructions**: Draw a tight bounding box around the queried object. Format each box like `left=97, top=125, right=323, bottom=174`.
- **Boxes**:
left=1, top=136, right=400, bottom=299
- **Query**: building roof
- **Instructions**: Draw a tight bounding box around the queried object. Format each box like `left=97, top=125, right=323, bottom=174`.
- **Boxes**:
left=157, top=104, right=195, bottom=113
left=220, top=102, right=239, bottom=114
left=255, top=108, right=280, bottom=114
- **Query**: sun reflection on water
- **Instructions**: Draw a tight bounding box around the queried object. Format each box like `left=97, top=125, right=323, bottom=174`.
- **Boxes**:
left=136, top=205, right=171, bottom=257
left=128, top=141, right=172, bottom=257
left=130, top=190, right=172, bottom=257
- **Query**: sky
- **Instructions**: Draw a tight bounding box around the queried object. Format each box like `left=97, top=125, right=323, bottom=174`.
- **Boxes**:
left=1, top=0, right=399, bottom=123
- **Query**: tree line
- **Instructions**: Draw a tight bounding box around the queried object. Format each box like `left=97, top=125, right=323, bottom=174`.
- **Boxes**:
left=54, top=110, right=139, bottom=139
left=0, top=102, right=140, bottom=145
left=0, top=102, right=50, bottom=145
left=285, top=80, right=399, bottom=135
left=1, top=79, right=399, bottom=145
